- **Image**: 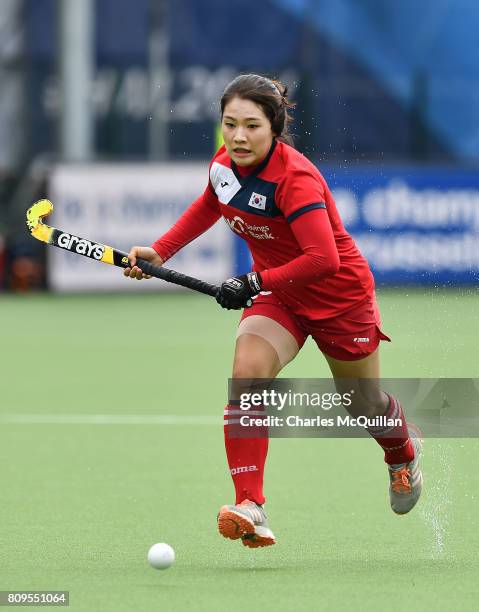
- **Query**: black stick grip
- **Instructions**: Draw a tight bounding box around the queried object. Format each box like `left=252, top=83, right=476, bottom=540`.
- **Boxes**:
left=135, top=258, right=219, bottom=298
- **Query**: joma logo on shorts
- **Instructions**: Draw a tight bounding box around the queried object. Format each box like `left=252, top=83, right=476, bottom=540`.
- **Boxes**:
left=353, top=337, right=370, bottom=343
left=57, top=232, right=105, bottom=260
left=230, top=465, right=258, bottom=476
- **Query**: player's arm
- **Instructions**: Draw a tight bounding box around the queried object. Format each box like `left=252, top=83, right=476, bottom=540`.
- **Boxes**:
left=151, top=185, right=221, bottom=261
left=260, top=209, right=340, bottom=290
left=261, top=167, right=340, bottom=289
left=125, top=186, right=221, bottom=280
left=215, top=209, right=339, bottom=309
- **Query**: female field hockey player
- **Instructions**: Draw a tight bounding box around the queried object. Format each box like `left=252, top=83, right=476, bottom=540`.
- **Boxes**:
left=124, top=74, right=423, bottom=548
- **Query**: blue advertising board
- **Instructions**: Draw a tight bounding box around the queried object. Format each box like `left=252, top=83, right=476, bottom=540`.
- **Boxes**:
left=235, top=166, right=479, bottom=285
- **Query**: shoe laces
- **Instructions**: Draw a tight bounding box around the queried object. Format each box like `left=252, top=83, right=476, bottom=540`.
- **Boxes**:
left=390, top=466, right=411, bottom=494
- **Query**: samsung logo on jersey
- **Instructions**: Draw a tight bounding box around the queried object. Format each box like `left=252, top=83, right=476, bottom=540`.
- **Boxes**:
left=248, top=192, right=267, bottom=211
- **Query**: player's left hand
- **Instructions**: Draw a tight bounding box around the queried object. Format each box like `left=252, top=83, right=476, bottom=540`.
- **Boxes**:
left=215, top=272, right=262, bottom=310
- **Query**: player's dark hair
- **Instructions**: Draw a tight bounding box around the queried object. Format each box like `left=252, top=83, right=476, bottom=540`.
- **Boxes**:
left=220, top=74, right=296, bottom=147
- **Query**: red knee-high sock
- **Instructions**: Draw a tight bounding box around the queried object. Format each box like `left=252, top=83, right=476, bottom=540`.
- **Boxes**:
left=367, top=394, right=415, bottom=464
left=223, top=404, right=268, bottom=505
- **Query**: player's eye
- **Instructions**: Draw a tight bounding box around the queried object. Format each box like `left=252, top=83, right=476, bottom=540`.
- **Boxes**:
left=248, top=124, right=259, bottom=129
left=224, top=122, right=235, bottom=128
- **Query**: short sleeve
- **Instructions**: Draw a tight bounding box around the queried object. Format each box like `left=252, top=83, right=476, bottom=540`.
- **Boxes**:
left=275, top=168, right=327, bottom=223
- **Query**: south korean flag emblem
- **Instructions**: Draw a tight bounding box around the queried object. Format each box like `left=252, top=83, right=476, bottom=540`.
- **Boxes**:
left=248, top=192, right=267, bottom=211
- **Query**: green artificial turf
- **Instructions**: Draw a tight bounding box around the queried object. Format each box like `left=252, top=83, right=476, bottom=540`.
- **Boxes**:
left=1, top=289, right=479, bottom=611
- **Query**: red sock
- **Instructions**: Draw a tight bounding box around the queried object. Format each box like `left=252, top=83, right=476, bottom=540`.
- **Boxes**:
left=367, top=394, right=414, bottom=464
left=223, top=404, right=268, bottom=505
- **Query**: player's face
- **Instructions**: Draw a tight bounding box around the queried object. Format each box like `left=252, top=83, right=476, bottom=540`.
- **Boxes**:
left=221, top=97, right=275, bottom=166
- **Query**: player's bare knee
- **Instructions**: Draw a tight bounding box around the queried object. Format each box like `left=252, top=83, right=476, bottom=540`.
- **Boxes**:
left=232, top=332, right=282, bottom=380
left=232, top=355, right=277, bottom=380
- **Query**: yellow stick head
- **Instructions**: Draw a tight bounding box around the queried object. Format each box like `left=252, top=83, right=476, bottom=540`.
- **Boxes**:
left=26, top=199, right=54, bottom=232
left=26, top=199, right=55, bottom=243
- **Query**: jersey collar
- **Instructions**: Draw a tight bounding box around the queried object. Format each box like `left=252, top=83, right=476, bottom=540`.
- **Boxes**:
left=230, top=139, right=277, bottom=185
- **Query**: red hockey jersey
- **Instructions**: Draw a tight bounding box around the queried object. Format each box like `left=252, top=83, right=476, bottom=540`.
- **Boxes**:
left=153, top=140, right=374, bottom=319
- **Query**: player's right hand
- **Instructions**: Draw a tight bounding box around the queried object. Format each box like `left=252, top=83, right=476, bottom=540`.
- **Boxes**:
left=124, top=246, right=164, bottom=280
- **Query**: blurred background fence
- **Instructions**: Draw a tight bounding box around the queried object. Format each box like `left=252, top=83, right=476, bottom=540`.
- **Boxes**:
left=1, top=0, right=478, bottom=292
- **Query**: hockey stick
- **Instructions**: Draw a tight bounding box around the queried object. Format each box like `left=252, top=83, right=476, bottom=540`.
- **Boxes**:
left=26, top=199, right=219, bottom=298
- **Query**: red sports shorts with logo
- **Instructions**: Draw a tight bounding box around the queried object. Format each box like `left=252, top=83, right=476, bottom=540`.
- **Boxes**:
left=240, top=291, right=391, bottom=361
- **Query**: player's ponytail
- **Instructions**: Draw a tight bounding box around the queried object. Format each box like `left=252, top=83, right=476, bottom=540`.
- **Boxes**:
left=220, top=74, right=296, bottom=147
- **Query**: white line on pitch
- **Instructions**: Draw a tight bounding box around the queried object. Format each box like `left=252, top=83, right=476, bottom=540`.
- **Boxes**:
left=0, top=414, right=220, bottom=425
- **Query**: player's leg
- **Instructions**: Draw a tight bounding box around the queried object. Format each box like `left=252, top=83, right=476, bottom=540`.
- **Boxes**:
left=225, top=321, right=299, bottom=502
left=322, top=347, right=388, bottom=418
left=219, top=299, right=305, bottom=547
left=323, top=348, right=422, bottom=514
left=312, top=293, right=415, bottom=461
left=225, top=310, right=303, bottom=507
left=219, top=331, right=284, bottom=548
